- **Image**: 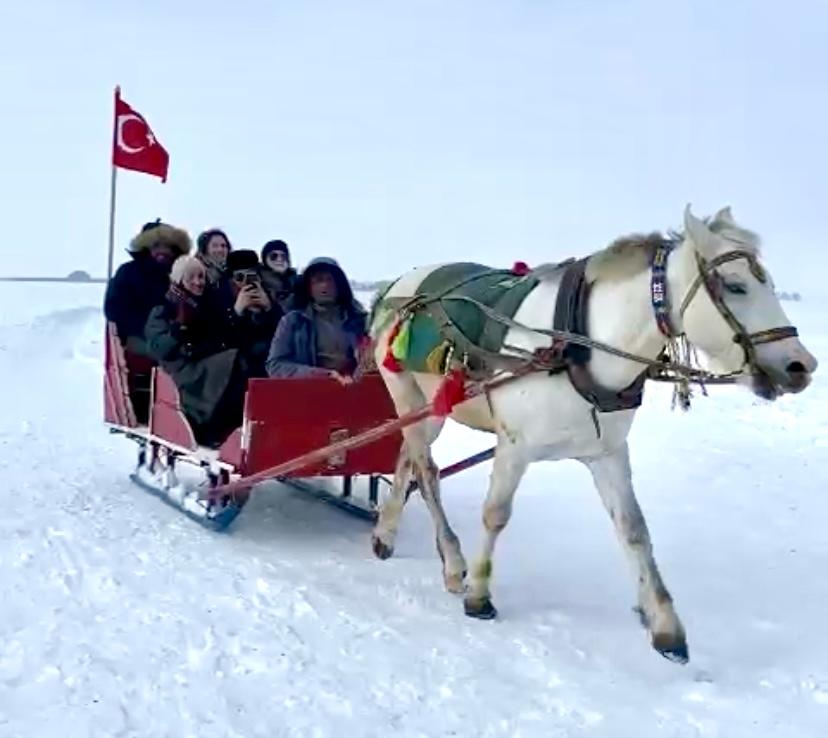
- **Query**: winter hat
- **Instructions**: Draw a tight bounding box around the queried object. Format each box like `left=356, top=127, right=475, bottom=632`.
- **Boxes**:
left=303, top=256, right=341, bottom=275
left=197, top=228, right=233, bottom=255
left=226, top=249, right=261, bottom=272
left=295, top=256, right=354, bottom=308
left=261, top=239, right=291, bottom=264
left=170, top=255, right=205, bottom=285
left=129, top=222, right=192, bottom=255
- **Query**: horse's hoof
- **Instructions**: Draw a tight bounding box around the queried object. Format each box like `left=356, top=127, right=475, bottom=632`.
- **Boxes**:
left=464, top=597, right=498, bottom=620
left=371, top=535, right=394, bottom=560
left=652, top=632, right=689, bottom=664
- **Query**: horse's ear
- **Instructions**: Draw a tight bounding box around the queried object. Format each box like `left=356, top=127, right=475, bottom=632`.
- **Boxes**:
left=684, top=204, right=718, bottom=256
left=712, top=206, right=735, bottom=224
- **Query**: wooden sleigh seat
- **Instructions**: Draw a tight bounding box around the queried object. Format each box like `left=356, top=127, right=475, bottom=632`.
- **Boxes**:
left=105, top=322, right=402, bottom=479
left=104, top=323, right=241, bottom=466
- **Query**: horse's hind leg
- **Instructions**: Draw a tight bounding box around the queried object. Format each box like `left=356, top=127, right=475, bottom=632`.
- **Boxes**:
left=582, top=445, right=688, bottom=663
left=464, top=440, right=528, bottom=618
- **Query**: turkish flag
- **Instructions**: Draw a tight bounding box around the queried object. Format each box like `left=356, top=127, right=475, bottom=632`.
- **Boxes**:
left=111, top=89, right=169, bottom=182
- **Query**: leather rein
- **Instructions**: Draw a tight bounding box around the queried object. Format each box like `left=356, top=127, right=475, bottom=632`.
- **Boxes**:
left=652, top=243, right=798, bottom=376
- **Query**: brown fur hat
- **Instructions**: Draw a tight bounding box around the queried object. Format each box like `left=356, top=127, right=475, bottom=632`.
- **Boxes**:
left=129, top=221, right=192, bottom=256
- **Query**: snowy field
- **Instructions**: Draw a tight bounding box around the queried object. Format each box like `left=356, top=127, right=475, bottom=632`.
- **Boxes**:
left=0, top=281, right=826, bottom=738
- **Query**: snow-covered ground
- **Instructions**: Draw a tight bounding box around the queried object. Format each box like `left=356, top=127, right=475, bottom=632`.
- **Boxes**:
left=0, top=282, right=826, bottom=738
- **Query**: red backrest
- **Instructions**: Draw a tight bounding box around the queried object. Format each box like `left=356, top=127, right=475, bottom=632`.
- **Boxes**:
left=149, top=368, right=198, bottom=451
left=242, top=373, right=402, bottom=477
left=103, top=322, right=158, bottom=427
left=103, top=322, right=138, bottom=427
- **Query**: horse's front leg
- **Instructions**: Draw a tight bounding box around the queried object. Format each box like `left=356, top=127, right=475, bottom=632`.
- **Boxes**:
left=464, top=442, right=528, bottom=619
left=582, top=445, right=688, bottom=663
left=371, top=369, right=441, bottom=561
left=412, top=445, right=467, bottom=594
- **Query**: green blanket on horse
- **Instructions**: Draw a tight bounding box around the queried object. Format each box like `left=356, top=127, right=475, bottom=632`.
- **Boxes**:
left=377, top=263, right=540, bottom=376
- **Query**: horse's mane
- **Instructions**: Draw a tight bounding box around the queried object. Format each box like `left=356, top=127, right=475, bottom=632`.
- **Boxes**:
left=585, top=232, right=666, bottom=282
left=583, top=218, right=761, bottom=284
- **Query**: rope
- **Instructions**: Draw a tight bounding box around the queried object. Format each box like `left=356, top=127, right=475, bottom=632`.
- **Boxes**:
left=435, top=294, right=740, bottom=386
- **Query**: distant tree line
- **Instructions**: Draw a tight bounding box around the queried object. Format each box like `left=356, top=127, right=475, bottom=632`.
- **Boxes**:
left=776, top=290, right=802, bottom=302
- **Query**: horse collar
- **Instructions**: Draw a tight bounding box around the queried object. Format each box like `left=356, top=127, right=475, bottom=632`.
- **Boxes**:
left=649, top=240, right=677, bottom=338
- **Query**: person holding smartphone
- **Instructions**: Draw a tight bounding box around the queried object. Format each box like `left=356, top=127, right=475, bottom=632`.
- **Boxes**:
left=224, top=250, right=283, bottom=376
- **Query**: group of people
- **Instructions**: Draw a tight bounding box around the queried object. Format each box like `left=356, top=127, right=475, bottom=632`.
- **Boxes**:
left=104, top=220, right=371, bottom=446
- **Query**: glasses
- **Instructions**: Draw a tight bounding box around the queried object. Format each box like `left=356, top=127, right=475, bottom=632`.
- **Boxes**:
left=267, top=252, right=288, bottom=261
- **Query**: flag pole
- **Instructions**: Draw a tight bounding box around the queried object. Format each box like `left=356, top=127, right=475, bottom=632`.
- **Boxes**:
left=106, top=165, right=118, bottom=280
left=106, top=85, right=120, bottom=281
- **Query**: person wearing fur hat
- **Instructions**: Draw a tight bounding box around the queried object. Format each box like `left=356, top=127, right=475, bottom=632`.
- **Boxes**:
left=265, top=257, right=367, bottom=383
left=259, top=239, right=298, bottom=311
left=104, top=220, right=191, bottom=356
left=196, top=228, right=232, bottom=289
left=144, top=255, right=248, bottom=447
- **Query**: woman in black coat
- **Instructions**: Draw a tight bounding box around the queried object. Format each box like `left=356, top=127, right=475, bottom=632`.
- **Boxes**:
left=144, top=255, right=246, bottom=447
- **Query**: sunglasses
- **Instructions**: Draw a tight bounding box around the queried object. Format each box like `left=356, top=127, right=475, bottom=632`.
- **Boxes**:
left=267, top=251, right=288, bottom=261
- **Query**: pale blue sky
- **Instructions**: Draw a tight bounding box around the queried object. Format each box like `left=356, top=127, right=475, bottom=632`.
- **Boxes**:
left=1, top=0, right=825, bottom=294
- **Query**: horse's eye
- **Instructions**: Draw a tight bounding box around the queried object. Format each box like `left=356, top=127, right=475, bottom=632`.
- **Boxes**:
left=723, top=281, right=747, bottom=295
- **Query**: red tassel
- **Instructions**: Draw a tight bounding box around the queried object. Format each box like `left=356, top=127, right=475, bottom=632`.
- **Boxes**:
left=382, top=353, right=404, bottom=372
left=432, top=369, right=467, bottom=417
left=381, top=318, right=404, bottom=373
left=511, top=261, right=530, bottom=276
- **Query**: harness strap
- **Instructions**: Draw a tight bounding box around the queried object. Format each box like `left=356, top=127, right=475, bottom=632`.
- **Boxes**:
left=378, top=239, right=800, bottom=417
left=441, top=259, right=648, bottom=413
left=420, top=298, right=534, bottom=378
left=650, top=240, right=676, bottom=338
left=749, top=326, right=799, bottom=345
left=680, top=249, right=797, bottom=374
left=551, top=258, right=647, bottom=412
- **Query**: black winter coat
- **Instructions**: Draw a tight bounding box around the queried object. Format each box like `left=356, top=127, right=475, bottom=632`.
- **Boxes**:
left=144, top=290, right=239, bottom=428
left=260, top=268, right=299, bottom=311
left=104, top=253, right=171, bottom=343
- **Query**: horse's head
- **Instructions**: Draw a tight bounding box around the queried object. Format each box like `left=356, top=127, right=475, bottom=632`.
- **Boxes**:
left=679, top=205, right=817, bottom=400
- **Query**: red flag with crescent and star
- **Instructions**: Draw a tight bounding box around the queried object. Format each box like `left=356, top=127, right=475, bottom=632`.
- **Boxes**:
left=111, top=89, right=169, bottom=182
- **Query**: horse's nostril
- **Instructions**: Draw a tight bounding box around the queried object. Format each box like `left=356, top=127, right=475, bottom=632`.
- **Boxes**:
left=787, top=361, right=807, bottom=376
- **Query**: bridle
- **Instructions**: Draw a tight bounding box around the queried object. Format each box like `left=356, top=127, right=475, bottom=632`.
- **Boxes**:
left=650, top=242, right=798, bottom=376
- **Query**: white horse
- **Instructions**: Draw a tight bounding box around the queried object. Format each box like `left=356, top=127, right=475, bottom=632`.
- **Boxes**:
left=369, top=205, right=817, bottom=663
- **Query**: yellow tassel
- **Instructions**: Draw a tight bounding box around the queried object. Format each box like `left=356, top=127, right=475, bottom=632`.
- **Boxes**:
left=425, top=341, right=451, bottom=375
left=391, top=318, right=411, bottom=360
